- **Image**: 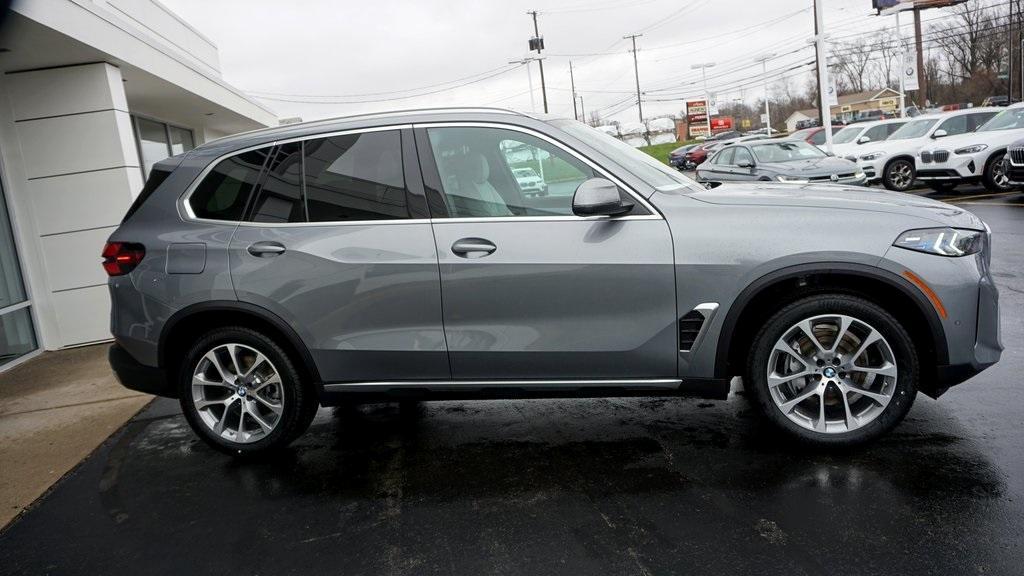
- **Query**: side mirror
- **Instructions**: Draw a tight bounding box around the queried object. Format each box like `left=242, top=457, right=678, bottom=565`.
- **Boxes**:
left=857, top=135, right=871, bottom=144
left=932, top=129, right=948, bottom=139
left=572, top=178, right=633, bottom=217
left=736, top=160, right=754, bottom=168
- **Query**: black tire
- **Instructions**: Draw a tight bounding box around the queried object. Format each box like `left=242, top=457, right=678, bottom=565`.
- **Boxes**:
left=983, top=152, right=1012, bottom=192
left=882, top=158, right=915, bottom=191
left=745, top=294, right=919, bottom=447
left=178, top=326, right=317, bottom=456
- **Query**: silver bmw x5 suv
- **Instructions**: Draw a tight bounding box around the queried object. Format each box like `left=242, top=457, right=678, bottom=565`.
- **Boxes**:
left=105, top=108, right=1001, bottom=454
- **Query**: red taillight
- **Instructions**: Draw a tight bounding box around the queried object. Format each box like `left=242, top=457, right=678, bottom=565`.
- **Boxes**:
left=102, top=242, right=145, bottom=276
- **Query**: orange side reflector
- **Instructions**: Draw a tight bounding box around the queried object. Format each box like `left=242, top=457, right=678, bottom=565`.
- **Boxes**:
left=903, top=270, right=948, bottom=319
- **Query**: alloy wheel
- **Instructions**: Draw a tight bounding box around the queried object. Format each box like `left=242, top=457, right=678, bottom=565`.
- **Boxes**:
left=191, top=343, right=284, bottom=443
left=888, top=161, right=913, bottom=190
left=766, top=314, right=897, bottom=434
left=991, top=157, right=1010, bottom=189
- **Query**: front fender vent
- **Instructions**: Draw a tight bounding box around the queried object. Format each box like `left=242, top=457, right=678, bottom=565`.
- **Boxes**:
left=680, top=303, right=719, bottom=352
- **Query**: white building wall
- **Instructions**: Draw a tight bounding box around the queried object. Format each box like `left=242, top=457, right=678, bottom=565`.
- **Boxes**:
left=3, top=62, right=142, bottom=347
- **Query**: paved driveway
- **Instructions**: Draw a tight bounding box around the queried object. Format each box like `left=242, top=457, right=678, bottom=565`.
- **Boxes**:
left=1, top=192, right=1022, bottom=576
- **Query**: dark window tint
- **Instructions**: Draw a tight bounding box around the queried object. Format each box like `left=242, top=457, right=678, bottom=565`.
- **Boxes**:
left=304, top=131, right=408, bottom=222
left=251, top=143, right=305, bottom=223
left=190, top=147, right=271, bottom=221
left=122, top=166, right=171, bottom=222
left=968, top=112, right=997, bottom=131
left=885, top=122, right=905, bottom=136
left=808, top=130, right=826, bottom=145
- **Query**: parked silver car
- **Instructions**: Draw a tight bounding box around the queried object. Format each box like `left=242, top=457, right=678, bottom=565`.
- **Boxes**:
left=695, top=139, right=867, bottom=186
left=106, top=108, right=1001, bottom=455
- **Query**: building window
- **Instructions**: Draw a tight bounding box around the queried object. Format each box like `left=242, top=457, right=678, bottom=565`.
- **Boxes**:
left=132, top=116, right=195, bottom=178
left=0, top=170, right=35, bottom=368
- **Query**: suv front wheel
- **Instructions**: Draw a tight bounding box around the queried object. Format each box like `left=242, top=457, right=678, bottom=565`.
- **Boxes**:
left=178, top=327, right=317, bottom=455
left=882, top=158, right=915, bottom=191
left=746, top=295, right=918, bottom=446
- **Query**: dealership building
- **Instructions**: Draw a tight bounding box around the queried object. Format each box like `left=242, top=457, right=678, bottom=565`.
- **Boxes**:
left=0, top=0, right=276, bottom=370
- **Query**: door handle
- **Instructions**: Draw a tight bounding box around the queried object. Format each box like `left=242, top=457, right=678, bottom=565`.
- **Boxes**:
left=247, top=241, right=286, bottom=257
left=451, top=238, right=496, bottom=258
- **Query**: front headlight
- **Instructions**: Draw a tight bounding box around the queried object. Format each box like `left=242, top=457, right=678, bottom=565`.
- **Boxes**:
left=893, top=227, right=985, bottom=256
left=776, top=175, right=809, bottom=183
left=860, top=151, right=886, bottom=161
left=954, top=144, right=988, bottom=154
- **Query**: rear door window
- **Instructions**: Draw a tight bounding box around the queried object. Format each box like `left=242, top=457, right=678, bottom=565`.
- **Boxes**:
left=190, top=147, right=272, bottom=221
left=250, top=142, right=305, bottom=223
left=303, top=130, right=410, bottom=222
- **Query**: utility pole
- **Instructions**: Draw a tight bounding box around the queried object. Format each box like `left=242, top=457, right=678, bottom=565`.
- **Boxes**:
left=624, top=33, right=644, bottom=124
left=579, top=95, right=586, bottom=124
left=895, top=9, right=906, bottom=118
left=812, top=0, right=834, bottom=154
left=755, top=54, right=775, bottom=136
left=569, top=60, right=579, bottom=120
left=913, top=6, right=927, bottom=106
left=527, top=10, right=549, bottom=113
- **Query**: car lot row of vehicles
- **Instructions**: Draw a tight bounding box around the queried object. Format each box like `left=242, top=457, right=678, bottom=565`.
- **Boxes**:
left=676, top=102, right=1024, bottom=193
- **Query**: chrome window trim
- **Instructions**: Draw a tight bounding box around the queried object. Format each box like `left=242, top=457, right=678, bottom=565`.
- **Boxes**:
left=413, top=121, right=662, bottom=220
left=179, top=120, right=664, bottom=226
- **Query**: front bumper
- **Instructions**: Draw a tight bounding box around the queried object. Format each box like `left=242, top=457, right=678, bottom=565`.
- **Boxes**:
left=1004, top=157, right=1024, bottom=184
left=856, top=160, right=881, bottom=182
left=109, top=342, right=176, bottom=398
left=916, top=151, right=982, bottom=181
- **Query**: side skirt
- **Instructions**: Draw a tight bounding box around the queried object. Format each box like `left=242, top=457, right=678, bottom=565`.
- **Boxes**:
left=319, top=378, right=730, bottom=404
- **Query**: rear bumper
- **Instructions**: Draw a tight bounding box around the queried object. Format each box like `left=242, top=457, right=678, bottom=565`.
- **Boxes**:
left=108, top=343, right=176, bottom=398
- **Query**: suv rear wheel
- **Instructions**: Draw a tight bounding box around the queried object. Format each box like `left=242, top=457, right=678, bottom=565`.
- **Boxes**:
left=746, top=294, right=918, bottom=446
left=882, top=158, right=915, bottom=191
left=178, top=327, right=317, bottom=455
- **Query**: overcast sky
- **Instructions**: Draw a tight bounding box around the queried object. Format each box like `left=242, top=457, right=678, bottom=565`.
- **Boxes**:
left=160, top=0, right=909, bottom=125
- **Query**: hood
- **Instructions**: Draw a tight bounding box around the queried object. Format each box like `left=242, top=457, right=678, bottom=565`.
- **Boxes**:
left=923, top=128, right=1024, bottom=151
left=689, top=182, right=984, bottom=228
left=759, top=156, right=859, bottom=176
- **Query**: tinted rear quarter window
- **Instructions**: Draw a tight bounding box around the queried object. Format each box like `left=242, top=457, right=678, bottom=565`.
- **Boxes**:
left=123, top=166, right=171, bottom=222
left=190, top=148, right=271, bottom=221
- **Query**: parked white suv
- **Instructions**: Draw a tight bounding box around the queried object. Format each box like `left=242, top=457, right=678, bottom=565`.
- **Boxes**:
left=856, top=107, right=1000, bottom=191
left=916, top=103, right=1024, bottom=192
left=831, top=118, right=910, bottom=161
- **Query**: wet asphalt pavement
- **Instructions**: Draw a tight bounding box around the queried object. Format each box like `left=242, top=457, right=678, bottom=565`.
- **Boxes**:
left=1, top=192, right=1022, bottom=576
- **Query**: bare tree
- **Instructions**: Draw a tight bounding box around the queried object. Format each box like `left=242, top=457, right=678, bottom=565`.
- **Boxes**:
left=831, top=36, right=873, bottom=92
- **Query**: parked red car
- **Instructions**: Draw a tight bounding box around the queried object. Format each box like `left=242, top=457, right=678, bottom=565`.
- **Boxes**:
left=684, top=142, right=722, bottom=166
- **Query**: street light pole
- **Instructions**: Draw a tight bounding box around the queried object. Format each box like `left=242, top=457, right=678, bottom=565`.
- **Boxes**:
left=691, top=62, right=716, bottom=138
left=755, top=54, right=776, bottom=136
left=509, top=59, right=537, bottom=113
left=624, top=33, right=644, bottom=124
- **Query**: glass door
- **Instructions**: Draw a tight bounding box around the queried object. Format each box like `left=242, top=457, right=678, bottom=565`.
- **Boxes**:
left=0, top=160, right=37, bottom=367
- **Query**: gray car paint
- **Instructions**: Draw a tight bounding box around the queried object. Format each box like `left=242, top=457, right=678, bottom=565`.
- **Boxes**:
left=107, top=108, right=1000, bottom=401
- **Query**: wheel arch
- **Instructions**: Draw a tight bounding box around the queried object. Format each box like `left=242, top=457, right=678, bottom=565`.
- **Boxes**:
left=714, top=262, right=949, bottom=394
left=159, top=301, right=323, bottom=396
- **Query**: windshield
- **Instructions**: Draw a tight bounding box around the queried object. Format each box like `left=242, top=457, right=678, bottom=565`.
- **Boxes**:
left=552, top=119, right=701, bottom=192
left=888, top=118, right=938, bottom=140
left=977, top=107, right=1024, bottom=131
left=751, top=140, right=827, bottom=163
left=832, top=126, right=865, bottom=144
